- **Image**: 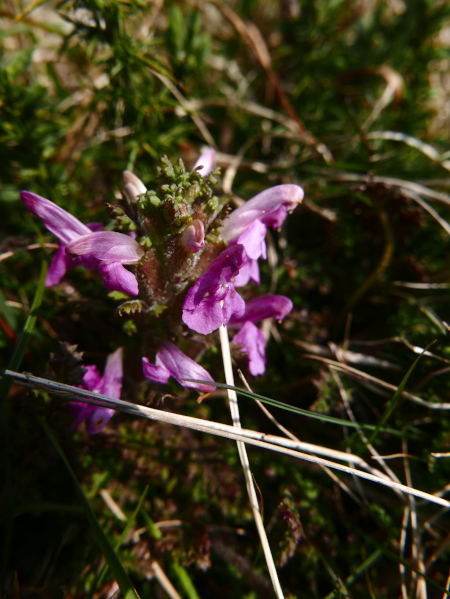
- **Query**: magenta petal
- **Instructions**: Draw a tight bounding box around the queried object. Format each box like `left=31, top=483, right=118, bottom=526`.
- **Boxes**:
left=221, top=184, right=304, bottom=241
left=183, top=272, right=227, bottom=311
left=233, top=322, right=267, bottom=376
left=85, top=407, right=116, bottom=435
left=87, top=222, right=104, bottom=232
left=193, top=148, right=215, bottom=177
left=182, top=297, right=226, bottom=335
left=236, top=220, right=267, bottom=260
left=230, top=295, right=293, bottom=326
left=66, top=231, right=144, bottom=264
left=70, top=351, right=123, bottom=434
left=21, top=191, right=91, bottom=243
left=68, top=402, right=95, bottom=429
left=97, top=262, right=139, bottom=296
left=223, top=287, right=245, bottom=324
left=248, top=259, right=261, bottom=285
left=142, top=356, right=171, bottom=384
left=80, top=254, right=100, bottom=271
left=80, top=365, right=103, bottom=392
left=233, top=258, right=260, bottom=287
left=101, top=348, right=123, bottom=399
left=46, top=246, right=80, bottom=286
left=157, top=342, right=216, bottom=392
left=260, top=205, right=288, bottom=230
left=201, top=245, right=246, bottom=278
left=233, top=261, right=251, bottom=287
left=182, top=245, right=246, bottom=334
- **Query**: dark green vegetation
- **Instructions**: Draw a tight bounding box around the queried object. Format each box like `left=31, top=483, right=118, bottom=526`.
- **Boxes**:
left=2, top=0, right=450, bottom=597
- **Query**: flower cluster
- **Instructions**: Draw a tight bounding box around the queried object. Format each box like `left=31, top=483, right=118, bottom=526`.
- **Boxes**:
left=21, top=150, right=303, bottom=433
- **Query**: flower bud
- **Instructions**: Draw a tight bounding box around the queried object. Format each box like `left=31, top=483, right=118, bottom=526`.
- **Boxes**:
left=122, top=171, right=147, bottom=203
left=181, top=219, right=205, bottom=253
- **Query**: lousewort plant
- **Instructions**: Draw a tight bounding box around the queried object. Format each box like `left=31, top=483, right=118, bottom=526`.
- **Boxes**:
left=21, top=150, right=303, bottom=407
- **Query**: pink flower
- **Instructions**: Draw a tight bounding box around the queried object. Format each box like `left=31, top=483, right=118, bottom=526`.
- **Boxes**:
left=221, top=184, right=304, bottom=242
left=142, top=342, right=216, bottom=392
left=220, top=184, right=303, bottom=287
left=21, top=191, right=143, bottom=295
left=69, top=348, right=123, bottom=434
left=182, top=245, right=246, bottom=335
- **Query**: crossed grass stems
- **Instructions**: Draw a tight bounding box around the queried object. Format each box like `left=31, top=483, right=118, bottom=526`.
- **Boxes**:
left=5, top=320, right=450, bottom=599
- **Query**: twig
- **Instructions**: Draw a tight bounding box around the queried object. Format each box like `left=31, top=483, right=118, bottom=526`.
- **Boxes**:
left=100, top=489, right=127, bottom=522
left=147, top=68, right=217, bottom=149
left=367, top=131, right=450, bottom=172
left=206, top=0, right=333, bottom=163
left=150, top=561, right=182, bottom=599
left=303, top=355, right=450, bottom=410
left=0, top=243, right=59, bottom=263
left=320, top=171, right=450, bottom=207
left=400, top=506, right=410, bottom=599
left=443, top=569, right=450, bottom=599
left=329, top=368, right=404, bottom=491
left=403, top=190, right=450, bottom=237
left=4, top=369, right=450, bottom=508
left=238, top=369, right=363, bottom=505
left=403, top=438, right=427, bottom=599
left=218, top=325, right=284, bottom=599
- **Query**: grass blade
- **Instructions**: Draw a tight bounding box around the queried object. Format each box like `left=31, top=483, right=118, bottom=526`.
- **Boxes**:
left=39, top=417, right=140, bottom=599
left=181, top=378, right=411, bottom=437
left=366, top=341, right=435, bottom=447
left=0, top=260, right=47, bottom=590
left=89, top=486, right=149, bottom=597
left=0, top=260, right=47, bottom=408
left=171, top=562, right=201, bottom=599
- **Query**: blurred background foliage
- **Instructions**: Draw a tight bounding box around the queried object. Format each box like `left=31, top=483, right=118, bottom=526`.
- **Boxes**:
left=2, top=0, right=450, bottom=597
